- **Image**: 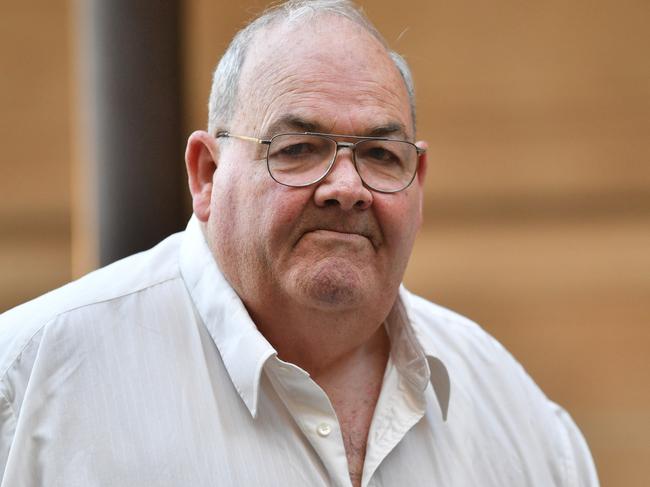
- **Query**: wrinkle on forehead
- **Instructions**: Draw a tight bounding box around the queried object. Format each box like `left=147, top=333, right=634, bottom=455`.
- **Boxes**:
left=232, top=15, right=413, bottom=138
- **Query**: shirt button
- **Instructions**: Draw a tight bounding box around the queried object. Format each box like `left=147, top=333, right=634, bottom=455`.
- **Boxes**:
left=316, top=423, right=331, bottom=437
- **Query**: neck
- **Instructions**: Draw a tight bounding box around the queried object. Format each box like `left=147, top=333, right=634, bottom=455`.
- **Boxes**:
left=246, top=293, right=392, bottom=378
left=246, top=289, right=392, bottom=485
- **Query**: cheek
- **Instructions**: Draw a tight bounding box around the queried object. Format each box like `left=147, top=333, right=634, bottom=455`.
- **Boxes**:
left=376, top=193, right=422, bottom=247
left=211, top=162, right=266, bottom=221
left=258, top=188, right=314, bottom=259
left=211, top=167, right=312, bottom=254
left=267, top=191, right=308, bottom=225
left=207, top=169, right=255, bottom=251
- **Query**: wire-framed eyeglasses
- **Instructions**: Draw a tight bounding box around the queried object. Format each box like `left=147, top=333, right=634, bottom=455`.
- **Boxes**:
left=215, top=131, right=425, bottom=193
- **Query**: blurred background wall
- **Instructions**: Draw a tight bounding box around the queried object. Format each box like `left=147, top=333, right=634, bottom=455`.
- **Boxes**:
left=1, top=0, right=648, bottom=485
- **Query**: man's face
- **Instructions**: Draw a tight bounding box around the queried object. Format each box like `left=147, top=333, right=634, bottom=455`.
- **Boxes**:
left=201, top=17, right=426, bottom=316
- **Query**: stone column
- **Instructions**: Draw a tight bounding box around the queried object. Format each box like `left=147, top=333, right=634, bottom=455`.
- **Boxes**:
left=77, top=0, right=186, bottom=266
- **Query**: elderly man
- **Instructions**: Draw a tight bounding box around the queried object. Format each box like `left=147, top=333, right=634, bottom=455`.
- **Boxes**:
left=0, top=1, right=597, bottom=486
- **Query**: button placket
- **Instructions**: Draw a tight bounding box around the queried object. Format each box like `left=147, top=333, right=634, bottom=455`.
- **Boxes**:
left=267, top=358, right=350, bottom=486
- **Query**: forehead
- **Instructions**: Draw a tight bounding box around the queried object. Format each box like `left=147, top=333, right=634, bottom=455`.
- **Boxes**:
left=234, top=15, right=413, bottom=139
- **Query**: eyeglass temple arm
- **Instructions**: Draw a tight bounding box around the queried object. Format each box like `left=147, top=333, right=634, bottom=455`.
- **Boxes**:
left=215, top=132, right=271, bottom=145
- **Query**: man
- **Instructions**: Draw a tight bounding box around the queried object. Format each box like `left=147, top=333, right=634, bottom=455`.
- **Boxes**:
left=0, top=1, right=598, bottom=486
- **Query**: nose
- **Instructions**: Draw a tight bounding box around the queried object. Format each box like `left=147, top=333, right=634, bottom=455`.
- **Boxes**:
left=313, top=148, right=373, bottom=210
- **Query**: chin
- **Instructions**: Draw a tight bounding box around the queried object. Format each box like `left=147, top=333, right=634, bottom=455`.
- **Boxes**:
left=293, top=257, right=365, bottom=308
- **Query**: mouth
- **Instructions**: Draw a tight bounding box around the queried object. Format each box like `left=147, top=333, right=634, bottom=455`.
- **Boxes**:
left=308, top=229, right=369, bottom=241
left=298, top=227, right=378, bottom=249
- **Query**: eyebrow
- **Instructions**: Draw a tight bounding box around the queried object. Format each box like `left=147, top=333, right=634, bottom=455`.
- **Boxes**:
left=266, top=115, right=318, bottom=135
left=264, top=115, right=409, bottom=140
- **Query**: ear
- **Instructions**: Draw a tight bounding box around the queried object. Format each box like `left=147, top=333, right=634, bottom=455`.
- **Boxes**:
left=415, top=140, right=428, bottom=187
left=414, top=140, right=429, bottom=227
left=185, top=130, right=220, bottom=222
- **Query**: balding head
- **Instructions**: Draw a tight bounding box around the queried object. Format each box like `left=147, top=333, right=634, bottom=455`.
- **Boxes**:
left=207, top=0, right=417, bottom=136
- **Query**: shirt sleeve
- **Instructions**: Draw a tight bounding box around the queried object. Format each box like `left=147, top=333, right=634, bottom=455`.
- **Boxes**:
left=551, top=402, right=600, bottom=487
left=0, top=386, right=16, bottom=481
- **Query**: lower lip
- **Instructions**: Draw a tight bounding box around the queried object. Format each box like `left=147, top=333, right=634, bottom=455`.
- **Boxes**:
left=305, top=229, right=368, bottom=243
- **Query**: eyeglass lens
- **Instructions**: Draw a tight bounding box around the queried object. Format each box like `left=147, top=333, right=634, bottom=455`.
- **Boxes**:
left=267, top=134, right=418, bottom=192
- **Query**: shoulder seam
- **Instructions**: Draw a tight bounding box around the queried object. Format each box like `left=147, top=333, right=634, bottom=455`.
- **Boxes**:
left=0, top=275, right=181, bottom=380
left=42, top=274, right=181, bottom=320
left=554, top=405, right=579, bottom=487
left=0, top=379, right=18, bottom=426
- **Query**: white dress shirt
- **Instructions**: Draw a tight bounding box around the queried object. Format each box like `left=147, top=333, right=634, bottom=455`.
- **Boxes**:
left=0, top=216, right=598, bottom=486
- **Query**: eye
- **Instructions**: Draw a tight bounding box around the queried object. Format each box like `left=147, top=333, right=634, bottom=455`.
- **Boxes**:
left=368, top=147, right=394, bottom=160
left=361, top=145, right=401, bottom=165
left=269, top=134, right=328, bottom=161
left=279, top=142, right=317, bottom=157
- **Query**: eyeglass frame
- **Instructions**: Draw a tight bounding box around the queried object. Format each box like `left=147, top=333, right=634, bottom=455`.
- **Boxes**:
left=215, top=131, right=426, bottom=194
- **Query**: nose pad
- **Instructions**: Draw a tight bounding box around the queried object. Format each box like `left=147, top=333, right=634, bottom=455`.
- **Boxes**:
left=313, top=148, right=373, bottom=210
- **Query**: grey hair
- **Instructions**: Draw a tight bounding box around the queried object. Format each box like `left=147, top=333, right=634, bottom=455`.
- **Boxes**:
left=207, top=0, right=417, bottom=135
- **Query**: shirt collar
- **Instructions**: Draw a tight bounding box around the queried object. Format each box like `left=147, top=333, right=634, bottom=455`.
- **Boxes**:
left=179, top=216, right=276, bottom=418
left=390, top=288, right=451, bottom=421
left=179, top=216, right=449, bottom=421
